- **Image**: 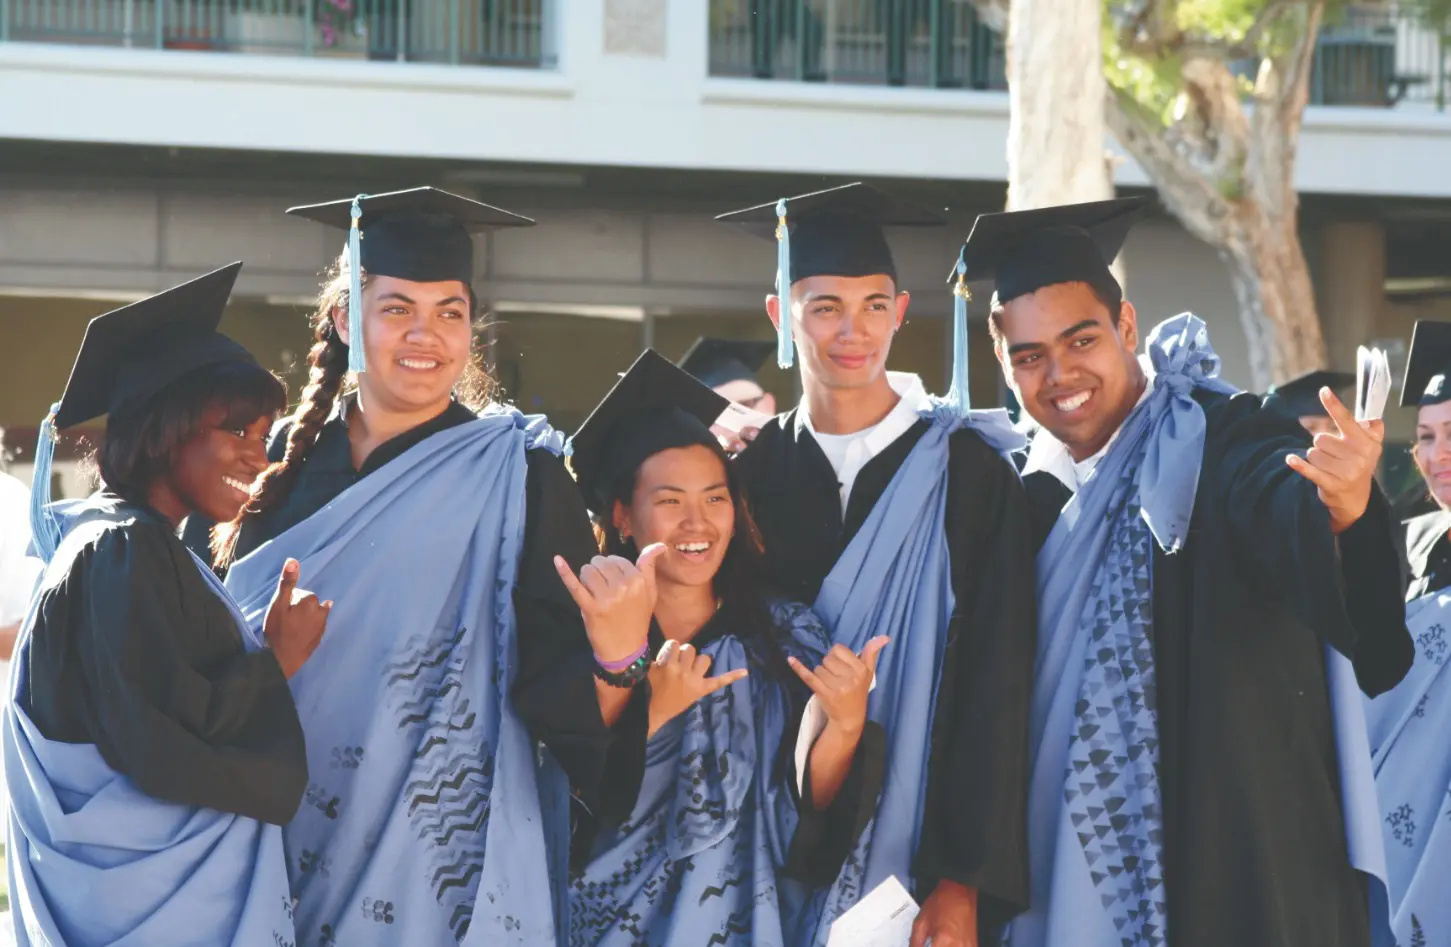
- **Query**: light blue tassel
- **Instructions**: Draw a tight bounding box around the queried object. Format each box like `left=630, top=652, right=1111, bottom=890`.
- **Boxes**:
left=774, top=198, right=794, bottom=370
left=346, top=194, right=367, bottom=374
left=29, top=402, right=62, bottom=564
left=948, top=252, right=971, bottom=415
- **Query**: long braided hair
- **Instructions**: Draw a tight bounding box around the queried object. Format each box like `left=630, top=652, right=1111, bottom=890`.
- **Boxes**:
left=211, top=254, right=495, bottom=567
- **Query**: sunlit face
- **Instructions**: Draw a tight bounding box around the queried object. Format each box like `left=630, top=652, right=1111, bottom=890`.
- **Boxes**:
left=714, top=379, right=776, bottom=415
left=614, top=445, right=735, bottom=591
left=338, top=275, right=473, bottom=414
left=1414, top=400, right=1451, bottom=509
left=768, top=274, right=908, bottom=393
left=995, top=282, right=1144, bottom=462
left=168, top=407, right=273, bottom=523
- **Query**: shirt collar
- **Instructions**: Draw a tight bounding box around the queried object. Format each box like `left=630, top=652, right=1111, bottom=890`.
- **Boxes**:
left=1022, top=357, right=1154, bottom=492
left=800, top=372, right=927, bottom=452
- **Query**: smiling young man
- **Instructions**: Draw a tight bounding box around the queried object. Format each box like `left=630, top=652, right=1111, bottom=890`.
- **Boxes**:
left=973, top=197, right=1413, bottom=947
left=718, top=184, right=1036, bottom=947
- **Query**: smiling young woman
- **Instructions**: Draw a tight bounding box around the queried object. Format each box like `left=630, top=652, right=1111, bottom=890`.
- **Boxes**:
left=4, top=263, right=329, bottom=946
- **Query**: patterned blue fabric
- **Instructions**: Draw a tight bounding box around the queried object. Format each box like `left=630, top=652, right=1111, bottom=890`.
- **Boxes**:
left=225, top=410, right=570, bottom=947
left=787, top=397, right=992, bottom=946
left=569, top=601, right=829, bottom=947
left=4, top=505, right=293, bottom=947
left=1365, top=589, right=1451, bottom=947
left=1009, top=315, right=1231, bottom=947
left=1010, top=313, right=1391, bottom=947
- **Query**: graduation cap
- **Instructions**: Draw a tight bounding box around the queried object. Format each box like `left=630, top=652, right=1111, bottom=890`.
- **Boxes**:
left=677, top=338, right=775, bottom=390
left=715, top=183, right=944, bottom=369
left=30, top=262, right=256, bottom=561
left=286, top=186, right=534, bottom=374
left=957, top=196, right=1149, bottom=307
left=1401, top=320, right=1451, bottom=408
left=1266, top=369, right=1355, bottom=419
left=569, top=349, right=730, bottom=512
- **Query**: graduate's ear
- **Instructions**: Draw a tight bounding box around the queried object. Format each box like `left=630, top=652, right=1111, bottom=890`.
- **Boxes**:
left=611, top=499, right=631, bottom=539
left=1116, top=300, right=1140, bottom=353
left=765, top=294, right=782, bottom=333
left=331, top=307, right=351, bottom=348
left=893, top=291, right=911, bottom=330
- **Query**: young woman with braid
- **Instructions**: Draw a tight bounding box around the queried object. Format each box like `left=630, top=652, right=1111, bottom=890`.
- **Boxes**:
left=187, top=189, right=644, bottom=946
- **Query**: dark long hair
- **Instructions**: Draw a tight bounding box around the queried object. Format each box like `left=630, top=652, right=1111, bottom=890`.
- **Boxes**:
left=595, top=439, right=800, bottom=693
left=212, top=254, right=496, bottom=566
left=101, top=360, right=287, bottom=507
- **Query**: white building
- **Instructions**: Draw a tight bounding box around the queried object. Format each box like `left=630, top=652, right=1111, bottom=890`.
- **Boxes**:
left=1, top=0, right=1448, bottom=496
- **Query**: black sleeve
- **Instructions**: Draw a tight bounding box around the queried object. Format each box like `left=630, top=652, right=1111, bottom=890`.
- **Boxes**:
left=67, top=526, right=306, bottom=824
left=511, top=450, right=648, bottom=815
left=915, top=434, right=1035, bottom=926
left=782, top=720, right=886, bottom=885
left=1216, top=397, right=1412, bottom=695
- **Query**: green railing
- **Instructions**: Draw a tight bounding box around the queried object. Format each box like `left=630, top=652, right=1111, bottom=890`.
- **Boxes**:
left=0, top=0, right=555, bottom=68
left=1311, top=4, right=1448, bottom=109
left=708, top=0, right=1006, bottom=90
left=710, top=0, right=1448, bottom=110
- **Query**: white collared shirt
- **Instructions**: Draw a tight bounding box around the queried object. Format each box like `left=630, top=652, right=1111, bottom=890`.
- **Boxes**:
left=802, top=372, right=927, bottom=516
left=1023, top=359, right=1156, bottom=494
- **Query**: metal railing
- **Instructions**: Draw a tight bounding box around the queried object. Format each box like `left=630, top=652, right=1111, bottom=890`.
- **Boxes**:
left=1311, top=3, right=1448, bottom=109
left=708, top=0, right=1006, bottom=90
left=709, top=0, right=1449, bottom=110
left=0, top=0, right=555, bottom=68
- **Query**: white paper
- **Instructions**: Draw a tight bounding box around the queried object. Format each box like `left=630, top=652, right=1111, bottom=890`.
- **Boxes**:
left=1356, top=345, right=1391, bottom=423
left=714, top=401, right=774, bottom=435
left=826, top=875, right=920, bottom=947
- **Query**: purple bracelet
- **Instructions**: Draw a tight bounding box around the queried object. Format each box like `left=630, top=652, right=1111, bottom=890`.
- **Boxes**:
left=596, top=641, right=650, bottom=672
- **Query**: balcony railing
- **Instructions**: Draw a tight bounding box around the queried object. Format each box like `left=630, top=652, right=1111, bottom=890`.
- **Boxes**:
left=0, top=0, right=555, bottom=68
left=709, top=0, right=1449, bottom=110
left=708, top=0, right=1006, bottom=90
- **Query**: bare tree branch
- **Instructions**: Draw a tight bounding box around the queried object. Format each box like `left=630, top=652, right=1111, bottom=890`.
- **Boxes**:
left=1117, top=0, right=1295, bottom=63
left=1103, top=85, right=1235, bottom=247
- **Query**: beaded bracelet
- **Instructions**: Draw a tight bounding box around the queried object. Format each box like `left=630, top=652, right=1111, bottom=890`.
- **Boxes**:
left=593, top=640, right=653, bottom=689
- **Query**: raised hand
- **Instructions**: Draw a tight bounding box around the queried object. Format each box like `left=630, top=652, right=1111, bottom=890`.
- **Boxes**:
left=554, top=543, right=666, bottom=664
left=787, top=636, right=889, bottom=739
left=1284, top=387, right=1385, bottom=534
left=646, top=638, right=750, bottom=737
left=263, top=558, right=330, bottom=678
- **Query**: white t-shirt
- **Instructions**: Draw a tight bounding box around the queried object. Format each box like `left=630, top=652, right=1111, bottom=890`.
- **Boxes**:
left=801, top=373, right=927, bottom=516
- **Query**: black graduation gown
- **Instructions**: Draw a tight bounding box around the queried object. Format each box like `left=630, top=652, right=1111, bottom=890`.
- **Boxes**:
left=182, top=398, right=621, bottom=815
left=19, top=495, right=307, bottom=825
left=735, top=407, right=1037, bottom=928
left=1403, top=508, right=1451, bottom=602
left=1020, top=389, right=1413, bottom=947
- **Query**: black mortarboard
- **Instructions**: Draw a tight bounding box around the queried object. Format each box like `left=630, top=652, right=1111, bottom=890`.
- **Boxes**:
left=569, top=349, right=730, bottom=511
left=716, top=183, right=944, bottom=368
left=957, top=197, right=1149, bottom=305
left=51, top=262, right=252, bottom=429
left=677, top=338, right=775, bottom=389
left=31, top=262, right=256, bottom=561
left=286, top=187, right=534, bottom=373
left=1266, top=369, right=1355, bottom=418
left=1401, top=320, right=1451, bottom=407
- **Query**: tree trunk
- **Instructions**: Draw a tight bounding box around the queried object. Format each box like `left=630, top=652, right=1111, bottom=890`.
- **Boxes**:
left=1004, top=0, right=1112, bottom=210
left=1218, top=210, right=1324, bottom=387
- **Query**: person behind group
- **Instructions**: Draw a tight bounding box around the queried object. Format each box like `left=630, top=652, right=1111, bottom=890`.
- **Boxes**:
left=975, top=197, right=1411, bottom=947
left=677, top=336, right=779, bottom=416
left=1364, top=320, right=1451, bottom=945
left=562, top=349, right=885, bottom=946
left=1265, top=368, right=1356, bottom=437
left=208, top=188, right=625, bottom=945
left=717, top=183, right=1037, bottom=947
left=4, top=263, right=328, bottom=946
